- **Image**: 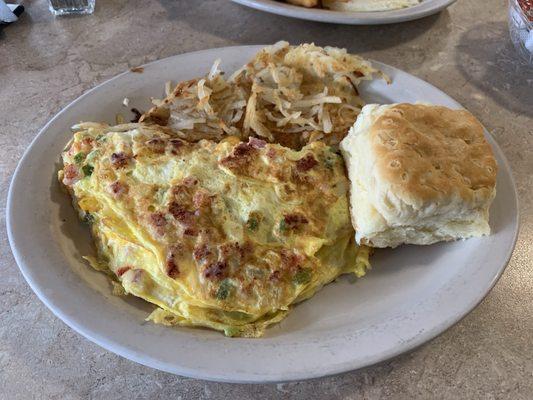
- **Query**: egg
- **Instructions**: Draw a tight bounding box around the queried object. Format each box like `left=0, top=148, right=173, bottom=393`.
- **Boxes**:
left=60, top=123, right=370, bottom=337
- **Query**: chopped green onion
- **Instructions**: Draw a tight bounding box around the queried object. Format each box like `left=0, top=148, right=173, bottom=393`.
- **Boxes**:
left=224, top=326, right=241, bottom=337
left=247, top=217, right=259, bottom=231
left=324, top=157, right=335, bottom=169
left=82, top=164, right=94, bottom=176
left=279, top=219, right=287, bottom=232
left=216, top=279, right=232, bottom=300
left=73, top=152, right=85, bottom=164
left=292, top=268, right=312, bottom=285
left=83, top=213, right=94, bottom=224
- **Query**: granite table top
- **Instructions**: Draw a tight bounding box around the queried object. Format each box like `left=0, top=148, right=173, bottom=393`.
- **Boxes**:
left=1, top=0, right=531, bottom=398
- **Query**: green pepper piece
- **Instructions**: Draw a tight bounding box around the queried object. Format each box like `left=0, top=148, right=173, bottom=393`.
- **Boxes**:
left=247, top=217, right=259, bottom=231
left=216, top=279, right=232, bottom=300
left=73, top=152, right=85, bottom=164
left=83, top=213, right=94, bottom=224
left=293, top=268, right=312, bottom=285
left=82, top=164, right=94, bottom=176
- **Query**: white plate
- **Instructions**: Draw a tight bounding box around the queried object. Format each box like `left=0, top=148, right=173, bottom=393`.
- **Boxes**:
left=7, top=46, right=519, bottom=383
left=231, top=0, right=457, bottom=24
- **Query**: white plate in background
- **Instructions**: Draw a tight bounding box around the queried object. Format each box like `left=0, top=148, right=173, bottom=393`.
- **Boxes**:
left=231, top=0, right=457, bottom=25
left=7, top=45, right=518, bottom=383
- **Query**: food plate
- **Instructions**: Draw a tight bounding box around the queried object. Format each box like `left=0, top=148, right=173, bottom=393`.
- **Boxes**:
left=231, top=0, right=457, bottom=25
left=7, top=45, right=518, bottom=383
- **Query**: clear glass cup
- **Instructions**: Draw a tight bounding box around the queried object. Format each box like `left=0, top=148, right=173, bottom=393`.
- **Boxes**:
left=48, top=0, right=95, bottom=16
left=508, top=0, right=533, bottom=65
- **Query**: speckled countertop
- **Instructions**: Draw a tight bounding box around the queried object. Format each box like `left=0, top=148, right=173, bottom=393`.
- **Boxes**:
left=1, top=0, right=532, bottom=398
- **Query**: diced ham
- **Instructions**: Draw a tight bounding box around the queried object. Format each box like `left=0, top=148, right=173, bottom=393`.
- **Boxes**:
left=116, top=266, right=131, bottom=277
left=269, top=270, right=281, bottom=282
left=168, top=202, right=195, bottom=224
left=183, top=227, right=198, bottom=236
left=193, top=244, right=211, bottom=262
left=296, top=154, right=318, bottom=172
left=283, top=213, right=309, bottom=229
left=109, top=181, right=128, bottom=198
left=203, top=261, right=227, bottom=280
left=150, top=212, right=167, bottom=235
left=280, top=249, right=304, bottom=270
left=193, top=189, right=212, bottom=209
left=219, top=142, right=256, bottom=169
left=81, top=137, right=95, bottom=152
left=145, top=138, right=166, bottom=154
left=110, top=152, right=131, bottom=169
left=233, top=142, right=254, bottom=157
left=62, top=164, right=80, bottom=185
left=165, top=256, right=179, bottom=278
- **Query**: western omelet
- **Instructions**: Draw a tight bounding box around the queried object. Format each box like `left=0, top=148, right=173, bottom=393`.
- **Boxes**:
left=59, top=122, right=371, bottom=337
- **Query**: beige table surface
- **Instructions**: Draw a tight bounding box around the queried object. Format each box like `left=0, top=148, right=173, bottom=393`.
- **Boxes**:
left=1, top=0, right=532, bottom=398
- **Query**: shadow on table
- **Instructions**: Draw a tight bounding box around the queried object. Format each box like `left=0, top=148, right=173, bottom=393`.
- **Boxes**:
left=156, top=0, right=448, bottom=54
left=455, top=22, right=533, bottom=118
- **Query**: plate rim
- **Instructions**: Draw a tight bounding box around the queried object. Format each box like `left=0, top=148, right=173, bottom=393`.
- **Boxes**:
left=231, top=0, right=458, bottom=25
left=6, top=45, right=520, bottom=383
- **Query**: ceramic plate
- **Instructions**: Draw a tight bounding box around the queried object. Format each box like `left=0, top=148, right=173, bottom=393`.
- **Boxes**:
left=7, top=45, right=518, bottom=383
left=231, top=0, right=457, bottom=24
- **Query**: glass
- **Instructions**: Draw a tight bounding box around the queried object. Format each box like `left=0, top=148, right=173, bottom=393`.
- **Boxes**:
left=48, top=0, right=95, bottom=16
left=508, top=0, right=533, bottom=65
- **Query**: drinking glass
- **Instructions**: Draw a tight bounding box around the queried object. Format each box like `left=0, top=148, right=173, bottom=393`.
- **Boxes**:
left=508, top=0, right=533, bottom=65
left=48, top=0, right=95, bottom=16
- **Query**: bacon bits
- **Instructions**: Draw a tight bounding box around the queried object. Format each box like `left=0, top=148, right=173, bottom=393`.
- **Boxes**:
left=296, top=154, right=318, bottom=172
left=204, top=261, right=227, bottom=280
left=110, top=152, right=131, bottom=168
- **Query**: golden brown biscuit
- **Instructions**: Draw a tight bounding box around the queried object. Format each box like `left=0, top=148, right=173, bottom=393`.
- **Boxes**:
left=340, top=103, right=497, bottom=248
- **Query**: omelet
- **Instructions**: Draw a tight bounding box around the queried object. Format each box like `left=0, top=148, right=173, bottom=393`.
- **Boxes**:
left=59, top=122, right=371, bottom=337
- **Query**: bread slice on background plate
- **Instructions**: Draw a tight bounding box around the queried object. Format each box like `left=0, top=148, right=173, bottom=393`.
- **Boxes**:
left=340, top=103, right=498, bottom=248
left=322, top=0, right=421, bottom=12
